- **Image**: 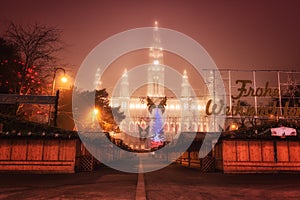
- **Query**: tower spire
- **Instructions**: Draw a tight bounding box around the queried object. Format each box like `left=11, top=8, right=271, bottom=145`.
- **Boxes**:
left=181, top=70, right=190, bottom=98
left=154, top=21, right=158, bottom=29
left=147, top=21, right=165, bottom=97
left=120, top=68, right=129, bottom=98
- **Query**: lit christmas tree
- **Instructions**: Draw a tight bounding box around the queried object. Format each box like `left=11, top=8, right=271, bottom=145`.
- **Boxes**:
left=147, top=96, right=167, bottom=148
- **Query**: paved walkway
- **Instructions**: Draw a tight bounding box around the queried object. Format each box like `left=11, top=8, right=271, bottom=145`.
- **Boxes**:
left=144, top=164, right=300, bottom=200
left=0, top=166, right=137, bottom=200
left=0, top=162, right=300, bottom=200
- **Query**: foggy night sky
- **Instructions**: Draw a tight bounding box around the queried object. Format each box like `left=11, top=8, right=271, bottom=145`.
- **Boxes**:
left=1, top=0, right=300, bottom=75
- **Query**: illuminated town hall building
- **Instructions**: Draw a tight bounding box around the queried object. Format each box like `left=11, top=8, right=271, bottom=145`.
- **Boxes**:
left=111, top=66, right=209, bottom=138
left=110, top=22, right=209, bottom=140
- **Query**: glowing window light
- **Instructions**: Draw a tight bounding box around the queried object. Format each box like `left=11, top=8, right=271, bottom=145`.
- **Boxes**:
left=130, top=103, right=135, bottom=109
left=153, top=60, right=159, bottom=65
left=121, top=102, right=127, bottom=108
left=170, top=104, right=175, bottom=110
left=198, top=105, right=205, bottom=110
left=175, top=104, right=180, bottom=110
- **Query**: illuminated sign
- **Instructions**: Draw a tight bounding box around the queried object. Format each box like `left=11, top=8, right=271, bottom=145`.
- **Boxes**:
left=205, top=79, right=300, bottom=118
left=232, top=80, right=279, bottom=99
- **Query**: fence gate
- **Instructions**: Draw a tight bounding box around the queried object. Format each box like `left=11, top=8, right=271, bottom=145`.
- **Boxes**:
left=200, top=156, right=215, bottom=172
left=79, top=154, right=94, bottom=172
left=77, top=143, right=95, bottom=172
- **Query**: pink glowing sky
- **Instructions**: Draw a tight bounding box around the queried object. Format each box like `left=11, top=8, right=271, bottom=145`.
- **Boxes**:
left=1, top=0, right=300, bottom=74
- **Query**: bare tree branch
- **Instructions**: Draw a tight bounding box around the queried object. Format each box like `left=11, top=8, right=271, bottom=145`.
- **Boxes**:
left=4, top=21, right=64, bottom=95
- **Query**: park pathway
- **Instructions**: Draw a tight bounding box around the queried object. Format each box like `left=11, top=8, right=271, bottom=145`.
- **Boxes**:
left=1, top=160, right=300, bottom=199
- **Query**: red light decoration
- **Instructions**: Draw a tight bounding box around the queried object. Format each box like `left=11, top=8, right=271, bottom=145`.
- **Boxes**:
left=151, top=141, right=164, bottom=148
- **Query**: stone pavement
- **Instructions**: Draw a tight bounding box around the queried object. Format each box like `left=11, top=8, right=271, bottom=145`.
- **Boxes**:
left=0, top=162, right=300, bottom=200
left=144, top=164, right=300, bottom=200
left=0, top=166, right=137, bottom=200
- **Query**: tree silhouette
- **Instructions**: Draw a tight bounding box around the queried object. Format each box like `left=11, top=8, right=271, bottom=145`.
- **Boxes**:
left=0, top=37, right=21, bottom=115
left=94, top=89, right=125, bottom=131
left=0, top=22, right=64, bottom=119
left=0, top=37, right=20, bottom=94
left=4, top=22, right=64, bottom=95
left=73, top=89, right=125, bottom=132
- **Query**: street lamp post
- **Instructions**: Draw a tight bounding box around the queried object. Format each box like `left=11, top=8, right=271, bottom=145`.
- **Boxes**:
left=48, top=67, right=67, bottom=126
left=52, top=67, right=67, bottom=95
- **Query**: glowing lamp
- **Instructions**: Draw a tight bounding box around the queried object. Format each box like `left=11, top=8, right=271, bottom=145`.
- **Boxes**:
left=230, top=124, right=238, bottom=131
left=93, top=108, right=99, bottom=115
left=61, top=76, right=68, bottom=83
